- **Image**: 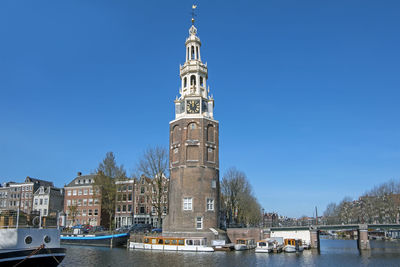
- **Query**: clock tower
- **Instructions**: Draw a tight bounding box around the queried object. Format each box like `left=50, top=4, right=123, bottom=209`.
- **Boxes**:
left=163, top=17, right=220, bottom=241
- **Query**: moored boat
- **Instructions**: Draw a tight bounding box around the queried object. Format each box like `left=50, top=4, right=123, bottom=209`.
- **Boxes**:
left=283, top=238, right=304, bottom=253
left=61, top=232, right=129, bottom=247
left=129, top=236, right=214, bottom=252
left=0, top=228, right=66, bottom=267
left=255, top=239, right=274, bottom=253
left=234, top=238, right=256, bottom=251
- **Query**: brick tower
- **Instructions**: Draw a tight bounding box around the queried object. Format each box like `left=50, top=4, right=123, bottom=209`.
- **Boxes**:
left=163, top=16, right=220, bottom=240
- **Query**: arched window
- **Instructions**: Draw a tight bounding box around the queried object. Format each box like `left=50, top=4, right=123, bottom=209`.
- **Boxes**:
left=196, top=47, right=199, bottom=60
left=188, top=122, right=199, bottom=140
left=184, top=77, right=187, bottom=88
left=190, top=75, right=196, bottom=86
left=191, top=46, right=195, bottom=60
left=187, top=47, right=190, bottom=61
left=172, top=125, right=180, bottom=144
left=200, top=77, right=204, bottom=87
left=207, top=125, right=214, bottom=142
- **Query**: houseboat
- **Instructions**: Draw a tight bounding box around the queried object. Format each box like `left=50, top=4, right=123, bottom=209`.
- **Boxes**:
left=61, top=232, right=129, bottom=247
left=283, top=238, right=304, bottom=253
left=255, top=239, right=274, bottom=253
left=234, top=238, right=256, bottom=251
left=129, top=236, right=214, bottom=252
left=0, top=228, right=66, bottom=267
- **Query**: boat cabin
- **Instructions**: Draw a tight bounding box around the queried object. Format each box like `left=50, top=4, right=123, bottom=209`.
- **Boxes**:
left=236, top=238, right=255, bottom=246
left=143, top=236, right=207, bottom=246
left=284, top=238, right=302, bottom=247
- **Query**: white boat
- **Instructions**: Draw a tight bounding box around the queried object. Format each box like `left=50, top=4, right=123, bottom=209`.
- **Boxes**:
left=255, top=239, right=274, bottom=253
left=234, top=238, right=256, bottom=251
left=129, top=236, right=214, bottom=252
left=0, top=228, right=66, bottom=266
left=283, top=238, right=304, bottom=253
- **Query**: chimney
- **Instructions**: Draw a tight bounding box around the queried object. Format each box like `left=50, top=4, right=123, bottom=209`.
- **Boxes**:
left=77, top=172, right=82, bottom=176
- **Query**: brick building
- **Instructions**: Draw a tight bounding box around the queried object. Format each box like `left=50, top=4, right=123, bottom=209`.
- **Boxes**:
left=163, top=21, right=221, bottom=241
left=115, top=175, right=169, bottom=228
left=64, top=173, right=101, bottom=227
left=115, top=179, right=134, bottom=228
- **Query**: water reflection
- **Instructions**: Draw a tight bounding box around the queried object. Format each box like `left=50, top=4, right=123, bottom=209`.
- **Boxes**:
left=61, top=240, right=400, bottom=267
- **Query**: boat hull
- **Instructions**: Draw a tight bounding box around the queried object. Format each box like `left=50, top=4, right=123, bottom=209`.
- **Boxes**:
left=129, top=242, right=214, bottom=252
left=0, top=247, right=66, bottom=267
left=255, top=247, right=272, bottom=253
left=61, top=233, right=129, bottom=247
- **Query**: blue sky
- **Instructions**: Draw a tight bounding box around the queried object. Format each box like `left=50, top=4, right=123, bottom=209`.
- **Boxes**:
left=1, top=0, right=399, bottom=217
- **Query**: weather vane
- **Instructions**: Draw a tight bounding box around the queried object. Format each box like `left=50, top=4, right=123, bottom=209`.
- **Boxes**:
left=191, top=4, right=197, bottom=25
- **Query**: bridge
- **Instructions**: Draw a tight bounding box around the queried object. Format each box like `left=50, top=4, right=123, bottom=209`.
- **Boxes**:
left=264, top=224, right=400, bottom=250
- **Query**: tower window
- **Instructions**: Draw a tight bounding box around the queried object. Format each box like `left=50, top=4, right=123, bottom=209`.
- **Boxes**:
left=183, top=197, right=192, bottom=210
left=190, top=75, right=196, bottom=86
left=187, top=47, right=190, bottom=61
left=200, top=77, right=204, bottom=87
left=196, top=216, right=203, bottom=229
left=184, top=77, right=187, bottom=88
left=207, top=198, right=214, bottom=211
left=207, top=125, right=214, bottom=142
left=196, top=46, right=199, bottom=60
left=191, top=46, right=195, bottom=60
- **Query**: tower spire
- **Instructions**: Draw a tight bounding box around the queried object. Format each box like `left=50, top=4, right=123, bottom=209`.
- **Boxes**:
left=191, top=4, right=197, bottom=25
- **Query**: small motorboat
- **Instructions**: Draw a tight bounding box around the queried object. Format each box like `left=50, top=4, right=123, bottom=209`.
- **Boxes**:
left=255, top=239, right=274, bottom=253
left=283, top=238, right=304, bottom=253
left=234, top=238, right=256, bottom=251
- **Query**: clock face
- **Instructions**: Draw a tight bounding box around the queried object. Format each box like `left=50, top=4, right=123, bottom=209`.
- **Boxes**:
left=186, top=100, right=200, bottom=114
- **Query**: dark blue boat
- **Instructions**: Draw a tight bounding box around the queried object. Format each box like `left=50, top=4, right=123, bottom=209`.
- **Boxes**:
left=61, top=233, right=129, bottom=247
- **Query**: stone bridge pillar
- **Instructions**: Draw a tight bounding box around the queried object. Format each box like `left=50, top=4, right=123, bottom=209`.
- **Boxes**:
left=357, top=224, right=370, bottom=250
left=310, top=228, right=320, bottom=250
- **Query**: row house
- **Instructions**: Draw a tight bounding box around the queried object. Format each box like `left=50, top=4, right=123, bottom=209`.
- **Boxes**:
left=64, top=173, right=102, bottom=227
left=0, top=177, right=53, bottom=214
left=33, top=186, right=64, bottom=218
left=115, top=179, right=134, bottom=228
left=115, top=175, right=169, bottom=228
left=0, top=186, right=10, bottom=210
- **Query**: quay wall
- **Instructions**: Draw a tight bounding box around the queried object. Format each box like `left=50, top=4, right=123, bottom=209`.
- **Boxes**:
left=227, top=228, right=263, bottom=243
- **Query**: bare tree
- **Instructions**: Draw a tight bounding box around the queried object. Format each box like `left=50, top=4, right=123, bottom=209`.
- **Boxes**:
left=68, top=204, right=78, bottom=227
left=221, top=167, right=261, bottom=227
left=94, top=152, right=127, bottom=231
left=136, top=146, right=169, bottom=228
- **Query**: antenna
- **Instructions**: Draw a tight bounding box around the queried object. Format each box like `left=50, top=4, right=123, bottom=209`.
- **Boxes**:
left=191, top=4, right=198, bottom=25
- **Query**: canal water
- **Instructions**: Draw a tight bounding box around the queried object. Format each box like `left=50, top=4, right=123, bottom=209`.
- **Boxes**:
left=60, top=239, right=400, bottom=267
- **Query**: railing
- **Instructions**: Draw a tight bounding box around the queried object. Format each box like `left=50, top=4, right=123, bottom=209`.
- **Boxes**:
left=0, top=209, right=59, bottom=229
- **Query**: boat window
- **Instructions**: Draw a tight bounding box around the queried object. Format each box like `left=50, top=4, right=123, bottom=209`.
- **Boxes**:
left=237, top=239, right=245, bottom=244
left=178, top=239, right=184, bottom=245
left=193, top=240, right=200, bottom=246
left=172, top=240, right=177, bottom=245
left=25, top=236, right=32, bottom=244
left=144, top=238, right=149, bottom=243
left=165, top=239, right=170, bottom=245
left=44, top=235, right=51, bottom=243
left=158, top=239, right=163, bottom=244
left=152, top=239, right=157, bottom=244
left=259, top=242, right=266, bottom=246
left=186, top=239, right=193, bottom=246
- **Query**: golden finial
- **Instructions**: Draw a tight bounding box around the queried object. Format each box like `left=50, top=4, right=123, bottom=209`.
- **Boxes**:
left=191, top=4, right=197, bottom=25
